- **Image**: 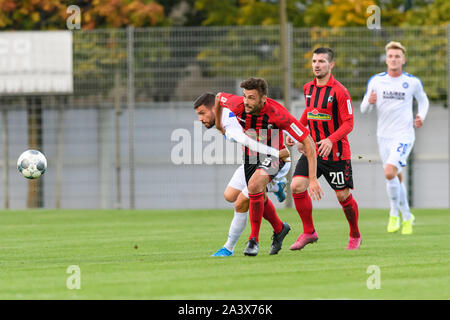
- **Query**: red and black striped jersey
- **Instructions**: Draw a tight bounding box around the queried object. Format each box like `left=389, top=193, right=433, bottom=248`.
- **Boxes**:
left=300, top=74, right=354, bottom=161
left=219, top=92, right=309, bottom=163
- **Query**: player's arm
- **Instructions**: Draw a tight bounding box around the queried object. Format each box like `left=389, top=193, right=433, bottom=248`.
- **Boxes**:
left=318, top=90, right=354, bottom=157
left=299, top=106, right=308, bottom=127
left=360, top=78, right=376, bottom=114
left=222, top=108, right=290, bottom=160
left=413, top=79, right=429, bottom=128
left=286, top=108, right=308, bottom=148
left=300, top=134, right=323, bottom=200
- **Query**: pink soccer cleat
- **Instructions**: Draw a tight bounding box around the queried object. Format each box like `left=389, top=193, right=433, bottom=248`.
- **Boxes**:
left=289, top=231, right=318, bottom=251
left=346, top=236, right=362, bottom=250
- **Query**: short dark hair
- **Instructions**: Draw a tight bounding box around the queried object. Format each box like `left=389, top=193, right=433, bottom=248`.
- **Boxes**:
left=313, top=47, right=334, bottom=62
left=240, top=77, right=268, bottom=97
left=194, top=92, right=215, bottom=109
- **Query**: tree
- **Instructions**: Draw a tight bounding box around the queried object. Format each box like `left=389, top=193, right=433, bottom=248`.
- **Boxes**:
left=0, top=0, right=167, bottom=30
left=402, top=0, right=450, bottom=26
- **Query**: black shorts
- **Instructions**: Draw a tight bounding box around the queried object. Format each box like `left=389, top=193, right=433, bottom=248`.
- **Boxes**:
left=244, top=157, right=286, bottom=185
left=293, top=155, right=354, bottom=190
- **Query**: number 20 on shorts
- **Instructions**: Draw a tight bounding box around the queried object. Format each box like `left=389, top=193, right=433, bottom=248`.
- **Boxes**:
left=397, top=143, right=408, bottom=156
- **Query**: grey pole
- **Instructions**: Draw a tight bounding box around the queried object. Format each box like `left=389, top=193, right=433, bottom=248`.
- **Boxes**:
left=127, top=25, right=136, bottom=209
left=2, top=107, right=9, bottom=209
left=447, top=24, right=450, bottom=208
left=280, top=0, right=293, bottom=208
left=55, top=98, right=64, bottom=209
left=114, top=72, right=122, bottom=209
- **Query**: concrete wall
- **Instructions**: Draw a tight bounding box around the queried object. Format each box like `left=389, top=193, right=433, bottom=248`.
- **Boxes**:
left=0, top=102, right=448, bottom=209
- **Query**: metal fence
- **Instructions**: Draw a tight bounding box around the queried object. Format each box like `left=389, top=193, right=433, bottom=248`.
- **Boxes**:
left=0, top=25, right=449, bottom=209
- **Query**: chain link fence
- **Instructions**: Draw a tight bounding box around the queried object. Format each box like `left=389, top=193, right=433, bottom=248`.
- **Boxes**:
left=0, top=25, right=448, bottom=209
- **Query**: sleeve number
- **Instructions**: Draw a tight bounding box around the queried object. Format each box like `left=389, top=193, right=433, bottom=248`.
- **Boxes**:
left=261, top=157, right=272, bottom=167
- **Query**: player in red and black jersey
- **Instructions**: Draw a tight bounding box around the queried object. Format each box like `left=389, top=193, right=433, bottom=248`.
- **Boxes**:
left=287, top=47, right=362, bottom=251
left=215, top=77, right=323, bottom=256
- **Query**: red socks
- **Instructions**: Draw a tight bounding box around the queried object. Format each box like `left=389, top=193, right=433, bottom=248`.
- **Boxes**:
left=263, top=198, right=283, bottom=235
left=248, top=193, right=283, bottom=242
left=248, top=192, right=265, bottom=242
left=339, top=194, right=360, bottom=238
left=293, top=191, right=315, bottom=234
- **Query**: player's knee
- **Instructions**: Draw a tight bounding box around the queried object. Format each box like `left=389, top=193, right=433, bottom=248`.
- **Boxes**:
left=384, top=165, right=398, bottom=180
left=234, top=197, right=249, bottom=213
left=384, top=171, right=397, bottom=181
left=248, top=181, right=262, bottom=194
left=290, top=179, right=308, bottom=194
left=336, top=189, right=350, bottom=203
left=224, top=192, right=235, bottom=203
left=247, top=176, right=266, bottom=194
left=224, top=189, right=239, bottom=203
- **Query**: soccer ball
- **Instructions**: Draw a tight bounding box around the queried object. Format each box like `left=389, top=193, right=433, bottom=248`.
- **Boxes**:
left=17, top=149, right=47, bottom=179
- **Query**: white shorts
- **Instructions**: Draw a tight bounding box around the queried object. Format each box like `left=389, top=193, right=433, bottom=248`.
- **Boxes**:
left=227, top=162, right=291, bottom=198
left=377, top=136, right=414, bottom=173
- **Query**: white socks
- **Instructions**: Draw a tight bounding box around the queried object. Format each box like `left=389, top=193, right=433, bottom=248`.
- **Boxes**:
left=224, top=211, right=248, bottom=252
left=386, top=177, right=400, bottom=217
left=386, top=177, right=412, bottom=221
left=398, top=182, right=412, bottom=221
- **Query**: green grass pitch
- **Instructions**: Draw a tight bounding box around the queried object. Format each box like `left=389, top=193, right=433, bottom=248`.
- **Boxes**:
left=0, top=208, right=449, bottom=299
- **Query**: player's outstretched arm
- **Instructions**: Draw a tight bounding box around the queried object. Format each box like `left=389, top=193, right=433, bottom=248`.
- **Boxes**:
left=301, top=135, right=323, bottom=201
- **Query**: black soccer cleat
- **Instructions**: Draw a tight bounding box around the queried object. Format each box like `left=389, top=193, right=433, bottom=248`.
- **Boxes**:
left=269, top=222, right=291, bottom=255
left=243, top=237, right=259, bottom=256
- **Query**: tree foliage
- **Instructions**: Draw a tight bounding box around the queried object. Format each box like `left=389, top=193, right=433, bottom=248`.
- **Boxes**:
left=0, top=0, right=166, bottom=30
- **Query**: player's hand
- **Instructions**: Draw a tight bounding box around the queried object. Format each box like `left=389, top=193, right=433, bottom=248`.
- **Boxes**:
left=278, top=148, right=291, bottom=162
left=317, top=138, right=332, bottom=157
left=285, top=135, right=295, bottom=147
left=368, top=90, right=377, bottom=104
left=414, top=115, right=423, bottom=128
left=308, top=177, right=323, bottom=201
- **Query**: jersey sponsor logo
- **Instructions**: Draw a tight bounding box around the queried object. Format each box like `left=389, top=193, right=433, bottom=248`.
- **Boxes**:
left=383, top=90, right=406, bottom=100
left=290, top=123, right=304, bottom=137
left=307, top=109, right=331, bottom=120
left=346, top=99, right=353, bottom=114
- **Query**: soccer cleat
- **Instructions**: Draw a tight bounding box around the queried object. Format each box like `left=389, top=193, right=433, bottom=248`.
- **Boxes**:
left=401, top=219, right=413, bottom=235
left=243, top=237, right=259, bottom=256
left=211, top=247, right=233, bottom=257
left=346, top=236, right=362, bottom=250
left=387, top=216, right=400, bottom=233
left=289, top=231, right=319, bottom=251
left=273, top=178, right=287, bottom=203
left=269, top=222, right=291, bottom=255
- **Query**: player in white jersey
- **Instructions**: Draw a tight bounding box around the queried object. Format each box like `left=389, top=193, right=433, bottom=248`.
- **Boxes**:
left=194, top=93, right=291, bottom=256
left=360, top=41, right=429, bottom=235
